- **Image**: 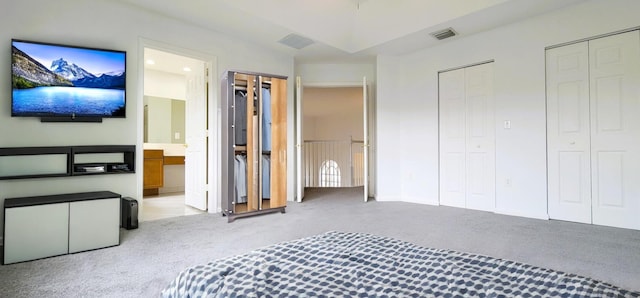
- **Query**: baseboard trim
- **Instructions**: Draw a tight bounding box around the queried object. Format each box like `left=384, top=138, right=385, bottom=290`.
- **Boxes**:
left=401, top=196, right=439, bottom=205
left=374, top=196, right=439, bottom=205
left=159, top=186, right=185, bottom=194
left=494, top=208, right=549, bottom=221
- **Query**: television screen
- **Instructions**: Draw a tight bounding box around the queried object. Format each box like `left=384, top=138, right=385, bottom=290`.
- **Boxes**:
left=11, top=39, right=126, bottom=118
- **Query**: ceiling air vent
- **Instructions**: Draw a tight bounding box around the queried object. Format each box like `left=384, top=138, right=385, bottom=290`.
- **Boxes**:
left=278, top=34, right=314, bottom=50
left=430, top=28, right=457, bottom=40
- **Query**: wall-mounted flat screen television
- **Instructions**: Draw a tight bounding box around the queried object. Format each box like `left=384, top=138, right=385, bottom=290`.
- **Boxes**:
left=11, top=39, right=126, bottom=121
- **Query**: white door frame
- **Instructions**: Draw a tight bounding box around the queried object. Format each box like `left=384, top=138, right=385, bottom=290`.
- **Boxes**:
left=295, top=79, right=375, bottom=201
left=363, top=77, right=369, bottom=202
left=295, top=76, right=304, bottom=203
left=137, top=38, right=219, bottom=214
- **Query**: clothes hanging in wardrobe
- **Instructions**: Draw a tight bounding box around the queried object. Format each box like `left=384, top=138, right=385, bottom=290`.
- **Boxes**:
left=235, top=90, right=247, bottom=146
left=235, top=154, right=247, bottom=203
left=262, top=155, right=270, bottom=199
left=262, top=88, right=272, bottom=151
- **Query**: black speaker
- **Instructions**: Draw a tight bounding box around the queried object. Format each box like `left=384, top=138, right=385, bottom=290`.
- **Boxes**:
left=121, top=197, right=138, bottom=229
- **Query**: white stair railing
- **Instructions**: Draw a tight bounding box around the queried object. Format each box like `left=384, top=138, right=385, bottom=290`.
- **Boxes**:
left=303, top=140, right=364, bottom=187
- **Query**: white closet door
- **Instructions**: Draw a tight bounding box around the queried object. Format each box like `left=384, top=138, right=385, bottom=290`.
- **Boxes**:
left=465, top=63, right=495, bottom=211
left=439, top=63, right=495, bottom=210
left=589, top=31, right=640, bottom=230
left=439, top=68, right=467, bottom=208
left=546, top=42, right=592, bottom=223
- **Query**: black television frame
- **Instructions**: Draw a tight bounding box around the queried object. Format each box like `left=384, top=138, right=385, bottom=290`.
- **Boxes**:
left=11, top=39, right=127, bottom=122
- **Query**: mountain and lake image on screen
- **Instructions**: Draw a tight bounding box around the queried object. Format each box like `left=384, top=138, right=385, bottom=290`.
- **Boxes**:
left=11, top=40, right=126, bottom=118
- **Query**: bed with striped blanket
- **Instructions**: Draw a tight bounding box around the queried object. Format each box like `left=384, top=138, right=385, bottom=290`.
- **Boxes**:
left=162, top=231, right=638, bottom=297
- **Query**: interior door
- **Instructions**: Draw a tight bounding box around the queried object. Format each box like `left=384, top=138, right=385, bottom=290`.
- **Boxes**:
left=464, top=63, right=495, bottom=211
left=184, top=62, right=207, bottom=210
left=439, top=68, right=466, bottom=208
left=363, top=77, right=369, bottom=202
left=295, top=76, right=305, bottom=202
left=439, top=63, right=495, bottom=210
left=546, top=41, right=592, bottom=224
left=546, top=30, right=640, bottom=230
left=589, top=31, right=640, bottom=230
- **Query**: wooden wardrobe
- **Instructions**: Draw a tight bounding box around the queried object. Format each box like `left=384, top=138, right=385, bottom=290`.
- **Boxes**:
left=221, top=71, right=287, bottom=222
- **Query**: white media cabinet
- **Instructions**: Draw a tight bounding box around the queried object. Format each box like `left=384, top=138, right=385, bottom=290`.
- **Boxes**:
left=3, top=191, right=121, bottom=264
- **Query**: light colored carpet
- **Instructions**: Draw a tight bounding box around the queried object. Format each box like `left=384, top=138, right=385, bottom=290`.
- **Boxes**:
left=1, top=187, right=639, bottom=297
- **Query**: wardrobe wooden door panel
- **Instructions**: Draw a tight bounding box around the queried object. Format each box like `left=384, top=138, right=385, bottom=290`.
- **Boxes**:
left=589, top=31, right=640, bottom=230
left=245, top=75, right=259, bottom=212
left=439, top=68, right=466, bottom=208
left=546, top=41, right=591, bottom=223
left=270, top=77, right=287, bottom=208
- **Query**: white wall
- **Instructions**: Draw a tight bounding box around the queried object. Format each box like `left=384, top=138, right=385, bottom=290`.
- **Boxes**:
left=146, top=97, right=173, bottom=143
left=144, top=69, right=186, bottom=100
left=303, top=87, right=363, bottom=141
left=0, top=0, right=294, bottom=234
left=296, top=63, right=375, bottom=86
left=375, top=55, right=408, bottom=202
left=144, top=96, right=185, bottom=144
left=375, top=0, right=640, bottom=218
left=305, top=115, right=363, bottom=141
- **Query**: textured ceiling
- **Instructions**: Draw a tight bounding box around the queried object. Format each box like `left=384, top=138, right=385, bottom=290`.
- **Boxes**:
left=119, top=0, right=586, bottom=63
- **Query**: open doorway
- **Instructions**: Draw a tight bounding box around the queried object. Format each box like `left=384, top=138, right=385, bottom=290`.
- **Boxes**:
left=141, top=47, right=206, bottom=221
left=301, top=87, right=365, bottom=197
